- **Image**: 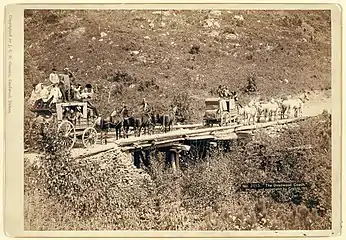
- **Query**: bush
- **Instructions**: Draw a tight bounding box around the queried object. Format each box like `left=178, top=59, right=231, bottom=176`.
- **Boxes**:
left=189, top=44, right=200, bottom=54
left=108, top=70, right=138, bottom=87
left=172, top=92, right=194, bottom=123
left=138, top=79, right=159, bottom=92
left=34, top=132, right=152, bottom=222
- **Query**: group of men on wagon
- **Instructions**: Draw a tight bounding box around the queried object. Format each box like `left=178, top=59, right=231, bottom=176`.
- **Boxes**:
left=216, top=85, right=240, bottom=107
left=217, top=85, right=238, bottom=99
left=29, top=67, right=98, bottom=116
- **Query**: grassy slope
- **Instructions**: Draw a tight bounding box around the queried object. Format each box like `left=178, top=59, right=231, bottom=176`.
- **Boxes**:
left=24, top=10, right=331, bottom=120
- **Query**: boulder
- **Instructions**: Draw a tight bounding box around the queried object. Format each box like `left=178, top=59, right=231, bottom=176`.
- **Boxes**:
left=225, top=33, right=238, bottom=40
left=66, top=27, right=86, bottom=42
left=234, top=15, right=244, bottom=21
left=209, top=30, right=220, bottom=37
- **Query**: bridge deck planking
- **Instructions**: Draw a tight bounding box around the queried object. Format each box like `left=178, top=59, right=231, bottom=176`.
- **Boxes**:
left=115, top=124, right=243, bottom=146
left=65, top=116, right=309, bottom=159
left=122, top=138, right=186, bottom=152
left=115, top=117, right=306, bottom=148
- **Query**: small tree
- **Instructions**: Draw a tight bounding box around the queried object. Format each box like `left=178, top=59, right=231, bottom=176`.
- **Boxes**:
left=172, top=92, right=193, bottom=123
left=244, top=75, right=257, bottom=93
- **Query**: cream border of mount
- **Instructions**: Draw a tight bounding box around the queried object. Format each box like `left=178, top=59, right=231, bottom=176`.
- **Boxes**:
left=3, top=0, right=342, bottom=238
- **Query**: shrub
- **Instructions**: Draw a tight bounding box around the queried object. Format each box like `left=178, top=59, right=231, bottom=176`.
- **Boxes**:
left=108, top=70, right=138, bottom=87
left=189, top=44, right=200, bottom=54
left=172, top=92, right=194, bottom=123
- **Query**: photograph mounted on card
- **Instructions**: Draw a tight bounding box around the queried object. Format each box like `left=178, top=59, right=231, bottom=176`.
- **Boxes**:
left=3, top=1, right=342, bottom=238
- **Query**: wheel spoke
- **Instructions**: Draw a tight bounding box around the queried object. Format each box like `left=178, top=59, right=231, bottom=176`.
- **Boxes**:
left=82, top=128, right=97, bottom=148
left=57, top=121, right=76, bottom=150
left=66, top=128, right=74, bottom=135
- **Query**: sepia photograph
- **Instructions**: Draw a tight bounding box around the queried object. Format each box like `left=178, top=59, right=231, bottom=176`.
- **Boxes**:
left=20, top=7, right=338, bottom=233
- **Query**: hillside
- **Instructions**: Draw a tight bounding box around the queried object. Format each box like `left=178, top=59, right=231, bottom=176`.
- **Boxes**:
left=24, top=9, right=331, bottom=121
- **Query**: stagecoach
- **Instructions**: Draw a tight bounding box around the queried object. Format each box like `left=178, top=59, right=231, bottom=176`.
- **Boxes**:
left=203, top=97, right=240, bottom=126
left=30, top=101, right=98, bottom=151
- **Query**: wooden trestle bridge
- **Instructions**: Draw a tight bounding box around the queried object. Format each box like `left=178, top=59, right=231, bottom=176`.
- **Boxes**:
left=71, top=116, right=309, bottom=171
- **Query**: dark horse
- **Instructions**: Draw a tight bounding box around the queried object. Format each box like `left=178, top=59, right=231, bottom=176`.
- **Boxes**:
left=94, top=111, right=124, bottom=144
left=110, top=111, right=124, bottom=140
left=123, top=110, right=154, bottom=137
left=123, top=116, right=133, bottom=138
left=132, top=111, right=154, bottom=137
left=150, top=112, right=161, bottom=134
left=157, top=106, right=178, bottom=133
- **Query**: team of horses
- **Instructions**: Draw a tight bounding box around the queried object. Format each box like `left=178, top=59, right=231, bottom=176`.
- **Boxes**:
left=93, top=106, right=178, bottom=143
left=238, top=93, right=310, bottom=125
left=93, top=93, right=310, bottom=144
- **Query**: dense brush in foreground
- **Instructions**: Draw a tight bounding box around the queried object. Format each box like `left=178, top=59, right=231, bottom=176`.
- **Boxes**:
left=24, top=112, right=331, bottom=230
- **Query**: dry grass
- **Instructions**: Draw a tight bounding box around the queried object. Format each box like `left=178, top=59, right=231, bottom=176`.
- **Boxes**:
left=24, top=10, right=331, bottom=119
left=24, top=113, right=332, bottom=231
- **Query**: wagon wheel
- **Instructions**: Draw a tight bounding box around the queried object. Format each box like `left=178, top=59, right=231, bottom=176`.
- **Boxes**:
left=57, top=120, right=76, bottom=151
left=82, top=127, right=98, bottom=148
left=220, top=112, right=231, bottom=126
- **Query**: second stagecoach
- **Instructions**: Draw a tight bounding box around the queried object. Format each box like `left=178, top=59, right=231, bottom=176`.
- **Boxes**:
left=203, top=97, right=240, bottom=127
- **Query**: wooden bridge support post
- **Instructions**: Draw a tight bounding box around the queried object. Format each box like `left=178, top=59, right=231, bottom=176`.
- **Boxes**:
left=134, top=151, right=141, bottom=169
left=170, top=150, right=176, bottom=171
left=172, top=149, right=180, bottom=171
left=165, top=149, right=180, bottom=172
left=164, top=151, right=171, bottom=169
left=143, top=149, right=151, bottom=168
left=133, top=150, right=152, bottom=169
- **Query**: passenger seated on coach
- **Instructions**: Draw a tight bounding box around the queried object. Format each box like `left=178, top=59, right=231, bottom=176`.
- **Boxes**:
left=81, top=84, right=94, bottom=100
left=30, top=82, right=62, bottom=110
left=71, top=84, right=82, bottom=100
left=81, top=84, right=98, bottom=117
left=223, top=86, right=231, bottom=98
left=30, top=83, right=45, bottom=109
left=46, top=83, right=63, bottom=108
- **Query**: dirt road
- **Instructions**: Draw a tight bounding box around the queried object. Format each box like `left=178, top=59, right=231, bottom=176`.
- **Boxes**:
left=302, top=91, right=331, bottom=117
